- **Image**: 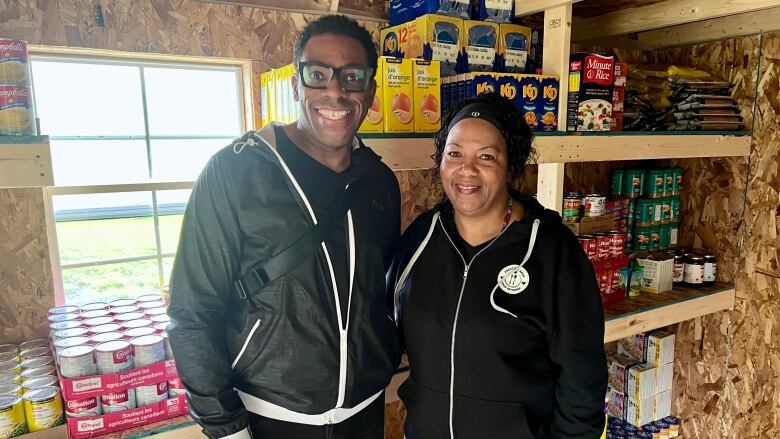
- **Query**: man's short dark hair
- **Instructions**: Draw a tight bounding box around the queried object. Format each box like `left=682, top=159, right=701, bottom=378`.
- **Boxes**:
left=293, top=15, right=379, bottom=72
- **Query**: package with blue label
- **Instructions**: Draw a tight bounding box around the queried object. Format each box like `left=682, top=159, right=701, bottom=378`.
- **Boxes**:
left=465, top=21, right=499, bottom=72
left=476, top=0, right=514, bottom=23
left=389, top=0, right=470, bottom=25
left=499, top=23, right=531, bottom=73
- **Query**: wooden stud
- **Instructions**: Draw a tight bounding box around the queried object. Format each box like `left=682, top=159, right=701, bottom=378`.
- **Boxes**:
left=537, top=163, right=565, bottom=213
left=573, top=0, right=780, bottom=42
left=513, top=0, right=582, bottom=17
left=0, top=138, right=54, bottom=187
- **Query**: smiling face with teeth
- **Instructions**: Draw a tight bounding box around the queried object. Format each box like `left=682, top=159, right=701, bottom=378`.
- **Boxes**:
left=290, top=34, right=376, bottom=163
left=440, top=117, right=511, bottom=222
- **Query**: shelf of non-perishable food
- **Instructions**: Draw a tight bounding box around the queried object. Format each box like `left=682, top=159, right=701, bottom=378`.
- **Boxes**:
left=362, top=133, right=751, bottom=171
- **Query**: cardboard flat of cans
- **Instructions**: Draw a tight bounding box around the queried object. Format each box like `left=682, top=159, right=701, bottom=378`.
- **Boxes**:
left=66, top=394, right=188, bottom=439
left=59, top=359, right=179, bottom=401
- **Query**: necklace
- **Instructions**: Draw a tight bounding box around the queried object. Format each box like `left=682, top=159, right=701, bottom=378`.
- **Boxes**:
left=501, top=197, right=513, bottom=230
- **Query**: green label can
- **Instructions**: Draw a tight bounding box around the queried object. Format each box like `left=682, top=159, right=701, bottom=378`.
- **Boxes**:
left=622, top=170, right=645, bottom=198
left=635, top=199, right=654, bottom=227
left=562, top=193, right=581, bottom=224
left=661, top=197, right=672, bottom=224
left=627, top=198, right=636, bottom=227
left=633, top=226, right=651, bottom=250
left=663, top=169, right=674, bottom=197
left=672, top=167, right=682, bottom=195
left=625, top=228, right=633, bottom=250
left=644, top=170, right=665, bottom=198
left=653, top=198, right=663, bottom=225
left=650, top=226, right=661, bottom=250
left=659, top=224, right=671, bottom=249
left=611, top=169, right=624, bottom=196
left=669, top=223, right=679, bottom=247
left=670, top=196, right=681, bottom=223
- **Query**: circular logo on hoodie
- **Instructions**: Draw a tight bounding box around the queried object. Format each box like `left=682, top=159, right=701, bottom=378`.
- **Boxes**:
left=497, top=264, right=529, bottom=295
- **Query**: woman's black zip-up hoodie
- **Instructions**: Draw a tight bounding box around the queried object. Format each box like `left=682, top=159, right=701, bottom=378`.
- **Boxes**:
left=390, top=192, right=607, bottom=439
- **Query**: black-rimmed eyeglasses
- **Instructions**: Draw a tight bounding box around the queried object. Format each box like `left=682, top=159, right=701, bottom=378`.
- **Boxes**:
left=298, top=62, right=374, bottom=92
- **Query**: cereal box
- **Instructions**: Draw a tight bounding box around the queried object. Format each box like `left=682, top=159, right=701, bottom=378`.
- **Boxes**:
left=407, top=14, right=466, bottom=76
left=539, top=75, right=560, bottom=131
left=0, top=85, right=36, bottom=136
left=655, top=362, right=673, bottom=394
left=359, top=57, right=384, bottom=133
left=625, top=363, right=657, bottom=400
left=646, top=331, right=676, bottom=366
left=0, top=39, right=30, bottom=86
left=606, top=386, right=625, bottom=420
left=625, top=394, right=655, bottom=427
left=567, top=53, right=615, bottom=131
left=608, top=354, right=638, bottom=393
left=464, top=20, right=499, bottom=72
left=617, top=333, right=648, bottom=362
left=499, top=23, right=531, bottom=74
left=383, top=57, right=414, bottom=133
left=413, top=59, right=441, bottom=132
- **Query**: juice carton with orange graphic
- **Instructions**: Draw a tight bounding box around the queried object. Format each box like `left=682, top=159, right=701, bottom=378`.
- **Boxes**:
left=383, top=57, right=415, bottom=133
left=359, top=57, right=385, bottom=133
left=413, top=59, right=441, bottom=132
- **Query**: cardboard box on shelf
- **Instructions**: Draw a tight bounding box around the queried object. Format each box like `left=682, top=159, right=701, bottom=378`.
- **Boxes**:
left=656, top=362, right=674, bottom=394
left=617, top=333, right=649, bottom=362
left=637, top=257, right=673, bottom=293
left=59, top=360, right=179, bottom=401
left=625, top=364, right=657, bottom=400
left=653, top=390, right=672, bottom=420
left=647, top=331, right=676, bottom=366
left=625, top=394, right=655, bottom=428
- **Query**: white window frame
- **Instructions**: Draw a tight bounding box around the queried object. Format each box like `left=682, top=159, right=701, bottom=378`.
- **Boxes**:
left=34, top=46, right=258, bottom=305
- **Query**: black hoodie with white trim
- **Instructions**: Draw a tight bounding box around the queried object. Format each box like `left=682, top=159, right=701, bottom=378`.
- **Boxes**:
left=390, top=192, right=607, bottom=439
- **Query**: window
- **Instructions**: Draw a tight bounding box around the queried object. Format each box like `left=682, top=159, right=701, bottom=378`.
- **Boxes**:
left=33, top=56, right=245, bottom=305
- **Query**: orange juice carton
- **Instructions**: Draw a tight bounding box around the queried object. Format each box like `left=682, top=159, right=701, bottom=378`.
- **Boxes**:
left=359, top=57, right=384, bottom=133
left=383, top=57, right=414, bottom=133
left=413, top=59, right=441, bottom=132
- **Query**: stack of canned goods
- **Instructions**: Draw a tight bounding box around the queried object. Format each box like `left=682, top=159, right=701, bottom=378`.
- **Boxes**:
left=0, top=39, right=38, bottom=136
left=611, top=167, right=682, bottom=252
left=578, top=232, right=629, bottom=299
left=606, top=416, right=681, bottom=438
left=0, top=340, right=64, bottom=437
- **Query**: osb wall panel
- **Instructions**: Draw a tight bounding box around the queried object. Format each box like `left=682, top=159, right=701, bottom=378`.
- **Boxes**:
left=0, top=187, right=54, bottom=345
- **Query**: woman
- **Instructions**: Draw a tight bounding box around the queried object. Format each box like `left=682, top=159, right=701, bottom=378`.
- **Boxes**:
left=390, top=92, right=607, bottom=438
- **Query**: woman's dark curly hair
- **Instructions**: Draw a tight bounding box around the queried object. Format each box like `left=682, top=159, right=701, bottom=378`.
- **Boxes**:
left=433, top=92, right=535, bottom=180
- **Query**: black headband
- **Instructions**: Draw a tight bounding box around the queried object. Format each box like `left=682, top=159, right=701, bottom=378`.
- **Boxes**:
left=447, top=102, right=506, bottom=132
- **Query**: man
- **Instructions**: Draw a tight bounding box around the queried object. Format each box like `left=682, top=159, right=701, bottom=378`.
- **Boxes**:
left=167, top=15, right=401, bottom=439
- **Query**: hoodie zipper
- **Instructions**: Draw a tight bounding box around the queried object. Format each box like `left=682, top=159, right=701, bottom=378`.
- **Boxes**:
left=437, top=216, right=512, bottom=439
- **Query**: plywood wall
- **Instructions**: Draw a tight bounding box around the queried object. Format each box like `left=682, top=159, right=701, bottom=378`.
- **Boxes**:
left=0, top=187, right=54, bottom=345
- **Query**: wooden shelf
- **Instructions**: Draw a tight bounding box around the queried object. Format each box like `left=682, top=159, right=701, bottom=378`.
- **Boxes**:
left=0, top=135, right=53, bottom=187
left=361, top=132, right=751, bottom=170
left=604, top=282, right=736, bottom=343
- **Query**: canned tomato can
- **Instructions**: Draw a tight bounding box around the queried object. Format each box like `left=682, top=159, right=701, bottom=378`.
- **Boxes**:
left=672, top=167, right=682, bottom=195
left=703, top=254, right=717, bottom=284
left=48, top=305, right=79, bottom=316
left=131, top=335, right=165, bottom=367
left=101, top=388, right=136, bottom=413
left=18, top=347, right=50, bottom=362
left=598, top=267, right=611, bottom=296
left=135, top=381, right=168, bottom=407
left=622, top=170, right=645, bottom=198
left=153, top=322, right=170, bottom=334
left=22, top=387, right=64, bottom=432
left=21, top=376, right=57, bottom=393
left=577, top=235, right=598, bottom=261
left=661, top=198, right=672, bottom=224
left=95, top=341, right=133, bottom=374
left=594, top=233, right=611, bottom=260
left=110, top=305, right=140, bottom=316
left=109, top=299, right=137, bottom=309
left=670, top=196, right=681, bottom=223
left=138, top=301, right=165, bottom=310
left=48, top=321, right=85, bottom=340
left=58, top=345, right=96, bottom=378
left=634, top=199, right=654, bottom=227
left=583, top=194, right=606, bottom=217
left=562, top=193, right=581, bottom=224
left=53, top=327, right=90, bottom=343
left=144, top=308, right=168, bottom=319
left=114, top=312, right=145, bottom=324
left=663, top=169, right=674, bottom=197
left=0, top=394, right=27, bottom=438
left=633, top=227, right=651, bottom=251
left=79, top=309, right=110, bottom=320
left=0, top=353, right=18, bottom=365
left=79, top=302, right=109, bottom=313
left=19, top=357, right=53, bottom=371
left=610, top=169, right=624, bottom=196
left=123, top=327, right=155, bottom=339
left=90, top=323, right=122, bottom=335
left=0, top=374, right=21, bottom=386
left=644, top=170, right=665, bottom=198
left=64, top=396, right=101, bottom=418
left=136, top=294, right=163, bottom=303
left=0, top=384, right=22, bottom=397
left=17, top=340, right=47, bottom=352
left=167, top=376, right=186, bottom=398
left=90, top=332, right=124, bottom=345
left=608, top=232, right=625, bottom=258
left=82, top=316, right=114, bottom=328
left=150, top=314, right=171, bottom=324
left=0, top=362, right=21, bottom=376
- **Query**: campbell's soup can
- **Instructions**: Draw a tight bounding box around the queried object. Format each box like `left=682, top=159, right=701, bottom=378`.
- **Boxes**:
left=82, top=316, right=114, bottom=328
left=0, top=394, right=27, bottom=438
left=22, top=387, right=64, bottom=432
left=101, top=388, right=136, bottom=413
left=0, top=39, right=30, bottom=85
left=90, top=332, right=124, bottom=345
left=0, top=85, right=35, bottom=135
left=131, top=335, right=165, bottom=367
left=21, top=376, right=57, bottom=393
left=123, top=326, right=155, bottom=339
left=167, top=376, right=186, bottom=397
left=64, top=396, right=101, bottom=418
left=135, top=381, right=168, bottom=407
left=80, top=309, right=110, bottom=320
left=58, top=345, right=96, bottom=378
left=95, top=341, right=133, bottom=374
left=608, top=232, right=625, bottom=258
left=17, top=340, right=47, bottom=352
left=79, top=302, right=109, bottom=313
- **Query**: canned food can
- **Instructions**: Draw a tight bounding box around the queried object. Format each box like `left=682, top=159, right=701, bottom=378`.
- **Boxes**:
left=644, top=170, right=665, bottom=199
left=136, top=294, right=163, bottom=303
left=144, top=308, right=168, bottom=319
left=633, top=227, right=651, bottom=251
left=122, top=319, right=153, bottom=330
left=704, top=254, right=717, bottom=284
left=95, top=341, right=133, bottom=375
left=627, top=198, right=636, bottom=227
left=114, top=312, right=145, bottom=323
left=669, top=224, right=679, bottom=247
left=0, top=384, right=22, bottom=397
left=79, top=309, right=110, bottom=320
left=135, top=381, right=168, bottom=407
left=661, top=198, right=672, bottom=224
left=672, top=254, right=685, bottom=283
left=610, top=267, right=622, bottom=295
left=0, top=374, right=21, bottom=385
left=123, top=327, right=155, bottom=339
left=583, top=194, right=606, bottom=217
left=82, top=316, right=114, bottom=328
left=634, top=199, right=654, bottom=227
left=110, top=305, right=139, bottom=316
left=79, top=302, right=109, bottom=313
left=0, top=362, right=21, bottom=376
left=608, top=232, right=626, bottom=258
left=18, top=347, right=50, bottom=362
left=101, top=388, right=136, bottom=413
left=684, top=255, right=705, bottom=286
left=663, top=169, right=674, bottom=197
left=19, top=357, right=53, bottom=371
left=109, top=299, right=137, bottom=309
left=670, top=196, right=681, bottom=223
left=17, top=340, right=47, bottom=352
left=167, top=376, right=186, bottom=398
left=53, top=337, right=90, bottom=356
left=90, top=332, right=125, bottom=345
left=48, top=305, right=79, bottom=316
left=48, top=321, right=85, bottom=339
left=22, top=387, right=64, bottom=432
left=21, top=376, right=57, bottom=393
left=58, top=345, right=96, bottom=378
left=53, top=327, right=90, bottom=343
left=19, top=366, right=55, bottom=382
left=0, top=39, right=30, bottom=85
left=577, top=235, right=598, bottom=261
left=0, top=345, right=17, bottom=356
left=161, top=333, right=173, bottom=360
left=562, top=193, right=581, bottom=224
left=153, top=322, right=170, bottom=334
left=150, top=314, right=171, bottom=324
left=64, top=396, right=101, bottom=418
left=653, top=198, right=664, bottom=225
left=131, top=335, right=165, bottom=367
left=0, top=394, right=27, bottom=438
left=89, top=323, right=122, bottom=335
left=622, top=170, right=645, bottom=198
left=594, top=233, right=611, bottom=260
left=610, top=169, right=624, bottom=196
left=0, top=353, right=18, bottom=364
left=659, top=224, right=671, bottom=250
left=138, top=301, right=165, bottom=310
left=46, top=313, right=80, bottom=325
left=650, top=226, right=661, bottom=250
left=672, top=167, right=682, bottom=195
left=598, top=267, right=611, bottom=296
